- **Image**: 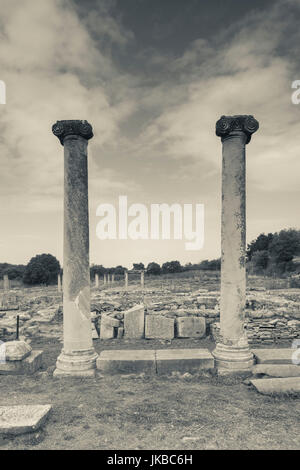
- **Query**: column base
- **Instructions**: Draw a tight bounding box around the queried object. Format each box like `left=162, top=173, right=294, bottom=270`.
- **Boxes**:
left=53, top=348, right=98, bottom=378
left=212, top=342, right=254, bottom=377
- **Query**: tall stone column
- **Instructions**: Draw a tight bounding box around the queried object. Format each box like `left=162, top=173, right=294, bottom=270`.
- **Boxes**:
left=52, top=120, right=97, bottom=377
left=112, top=274, right=115, bottom=284
left=213, top=115, right=259, bottom=375
left=141, top=270, right=144, bottom=289
left=124, top=270, right=128, bottom=290
left=95, top=274, right=99, bottom=288
left=57, top=273, right=62, bottom=293
left=3, top=275, right=9, bottom=292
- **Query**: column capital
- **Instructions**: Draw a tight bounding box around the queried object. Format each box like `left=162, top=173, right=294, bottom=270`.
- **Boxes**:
left=52, top=120, right=93, bottom=145
left=216, top=115, right=259, bottom=144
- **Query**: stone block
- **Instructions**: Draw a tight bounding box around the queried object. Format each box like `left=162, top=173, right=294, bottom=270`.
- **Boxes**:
left=0, top=405, right=52, bottom=435
left=100, top=323, right=115, bottom=340
left=145, top=315, right=174, bottom=340
left=124, top=304, right=145, bottom=339
left=2, top=340, right=32, bottom=361
left=0, top=350, right=43, bottom=375
left=252, top=348, right=295, bottom=365
left=176, top=316, right=206, bottom=338
left=252, top=364, right=300, bottom=378
left=97, top=349, right=156, bottom=374
left=251, top=377, right=300, bottom=395
left=156, top=348, right=214, bottom=375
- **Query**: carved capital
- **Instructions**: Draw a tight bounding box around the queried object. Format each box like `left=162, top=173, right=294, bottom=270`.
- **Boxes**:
left=52, top=120, right=93, bottom=145
left=216, top=115, right=259, bottom=144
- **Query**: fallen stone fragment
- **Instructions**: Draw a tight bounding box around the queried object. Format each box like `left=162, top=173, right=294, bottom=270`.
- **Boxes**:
left=176, top=316, right=206, bottom=338
left=124, top=304, right=144, bottom=339
left=0, top=405, right=52, bottom=435
left=251, top=377, right=300, bottom=395
left=145, top=315, right=174, bottom=340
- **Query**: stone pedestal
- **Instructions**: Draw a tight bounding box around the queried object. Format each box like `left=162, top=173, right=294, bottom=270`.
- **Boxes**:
left=3, top=275, right=9, bottom=292
left=213, top=115, right=259, bottom=375
left=52, top=120, right=97, bottom=377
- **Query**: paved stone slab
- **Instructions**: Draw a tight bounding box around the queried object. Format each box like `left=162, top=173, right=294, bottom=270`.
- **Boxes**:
left=124, top=304, right=145, bottom=339
left=0, top=350, right=43, bottom=375
left=252, top=349, right=295, bottom=365
left=252, top=364, right=300, bottom=378
left=145, top=315, right=174, bottom=340
left=156, top=349, right=214, bottom=375
left=96, top=350, right=156, bottom=374
left=251, top=377, right=300, bottom=395
left=0, top=405, right=52, bottom=435
left=176, top=317, right=206, bottom=338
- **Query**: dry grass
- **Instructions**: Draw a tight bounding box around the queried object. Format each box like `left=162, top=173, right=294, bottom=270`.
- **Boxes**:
left=0, top=338, right=299, bottom=450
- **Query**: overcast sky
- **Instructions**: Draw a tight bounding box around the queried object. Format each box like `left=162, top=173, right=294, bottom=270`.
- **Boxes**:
left=0, top=0, right=300, bottom=269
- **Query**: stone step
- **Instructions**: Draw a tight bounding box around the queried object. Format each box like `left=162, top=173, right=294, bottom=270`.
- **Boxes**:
left=252, top=364, right=300, bottom=378
left=96, top=348, right=214, bottom=375
left=252, top=348, right=295, bottom=365
left=251, top=377, right=300, bottom=395
left=156, top=349, right=214, bottom=375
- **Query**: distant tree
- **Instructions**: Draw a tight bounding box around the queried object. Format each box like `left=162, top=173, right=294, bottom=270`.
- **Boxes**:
left=146, top=262, right=161, bottom=276
left=133, top=263, right=145, bottom=271
left=1, top=264, right=25, bottom=280
left=268, top=229, right=300, bottom=273
left=247, top=233, right=273, bottom=261
left=23, top=254, right=60, bottom=285
left=114, top=265, right=126, bottom=275
left=162, top=260, right=182, bottom=274
left=250, top=250, right=269, bottom=273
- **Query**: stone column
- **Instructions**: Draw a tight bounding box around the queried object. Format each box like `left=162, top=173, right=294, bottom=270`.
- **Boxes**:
left=112, top=274, right=115, bottom=284
left=95, top=274, right=99, bottom=288
left=213, top=115, right=259, bottom=375
left=124, top=270, right=128, bottom=290
left=52, top=120, right=97, bottom=377
left=57, top=273, right=62, bottom=293
left=3, top=275, right=9, bottom=292
left=141, top=270, right=145, bottom=289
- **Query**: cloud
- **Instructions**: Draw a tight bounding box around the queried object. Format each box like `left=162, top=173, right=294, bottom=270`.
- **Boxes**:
left=0, top=0, right=135, bottom=216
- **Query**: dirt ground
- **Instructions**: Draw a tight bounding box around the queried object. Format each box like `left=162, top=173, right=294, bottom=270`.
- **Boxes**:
left=0, top=336, right=299, bottom=450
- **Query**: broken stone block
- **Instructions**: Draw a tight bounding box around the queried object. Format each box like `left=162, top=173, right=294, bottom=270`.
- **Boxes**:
left=0, top=350, right=43, bottom=375
left=117, top=327, right=124, bottom=339
left=145, top=315, right=174, bottom=340
left=100, top=324, right=114, bottom=339
left=251, top=377, right=300, bottom=395
left=91, top=324, right=99, bottom=339
left=0, top=405, right=52, bottom=435
left=176, top=317, right=206, bottom=338
left=124, top=304, right=145, bottom=339
left=3, top=340, right=32, bottom=361
left=101, top=315, right=120, bottom=328
left=96, top=349, right=156, bottom=374
left=156, top=348, right=214, bottom=375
